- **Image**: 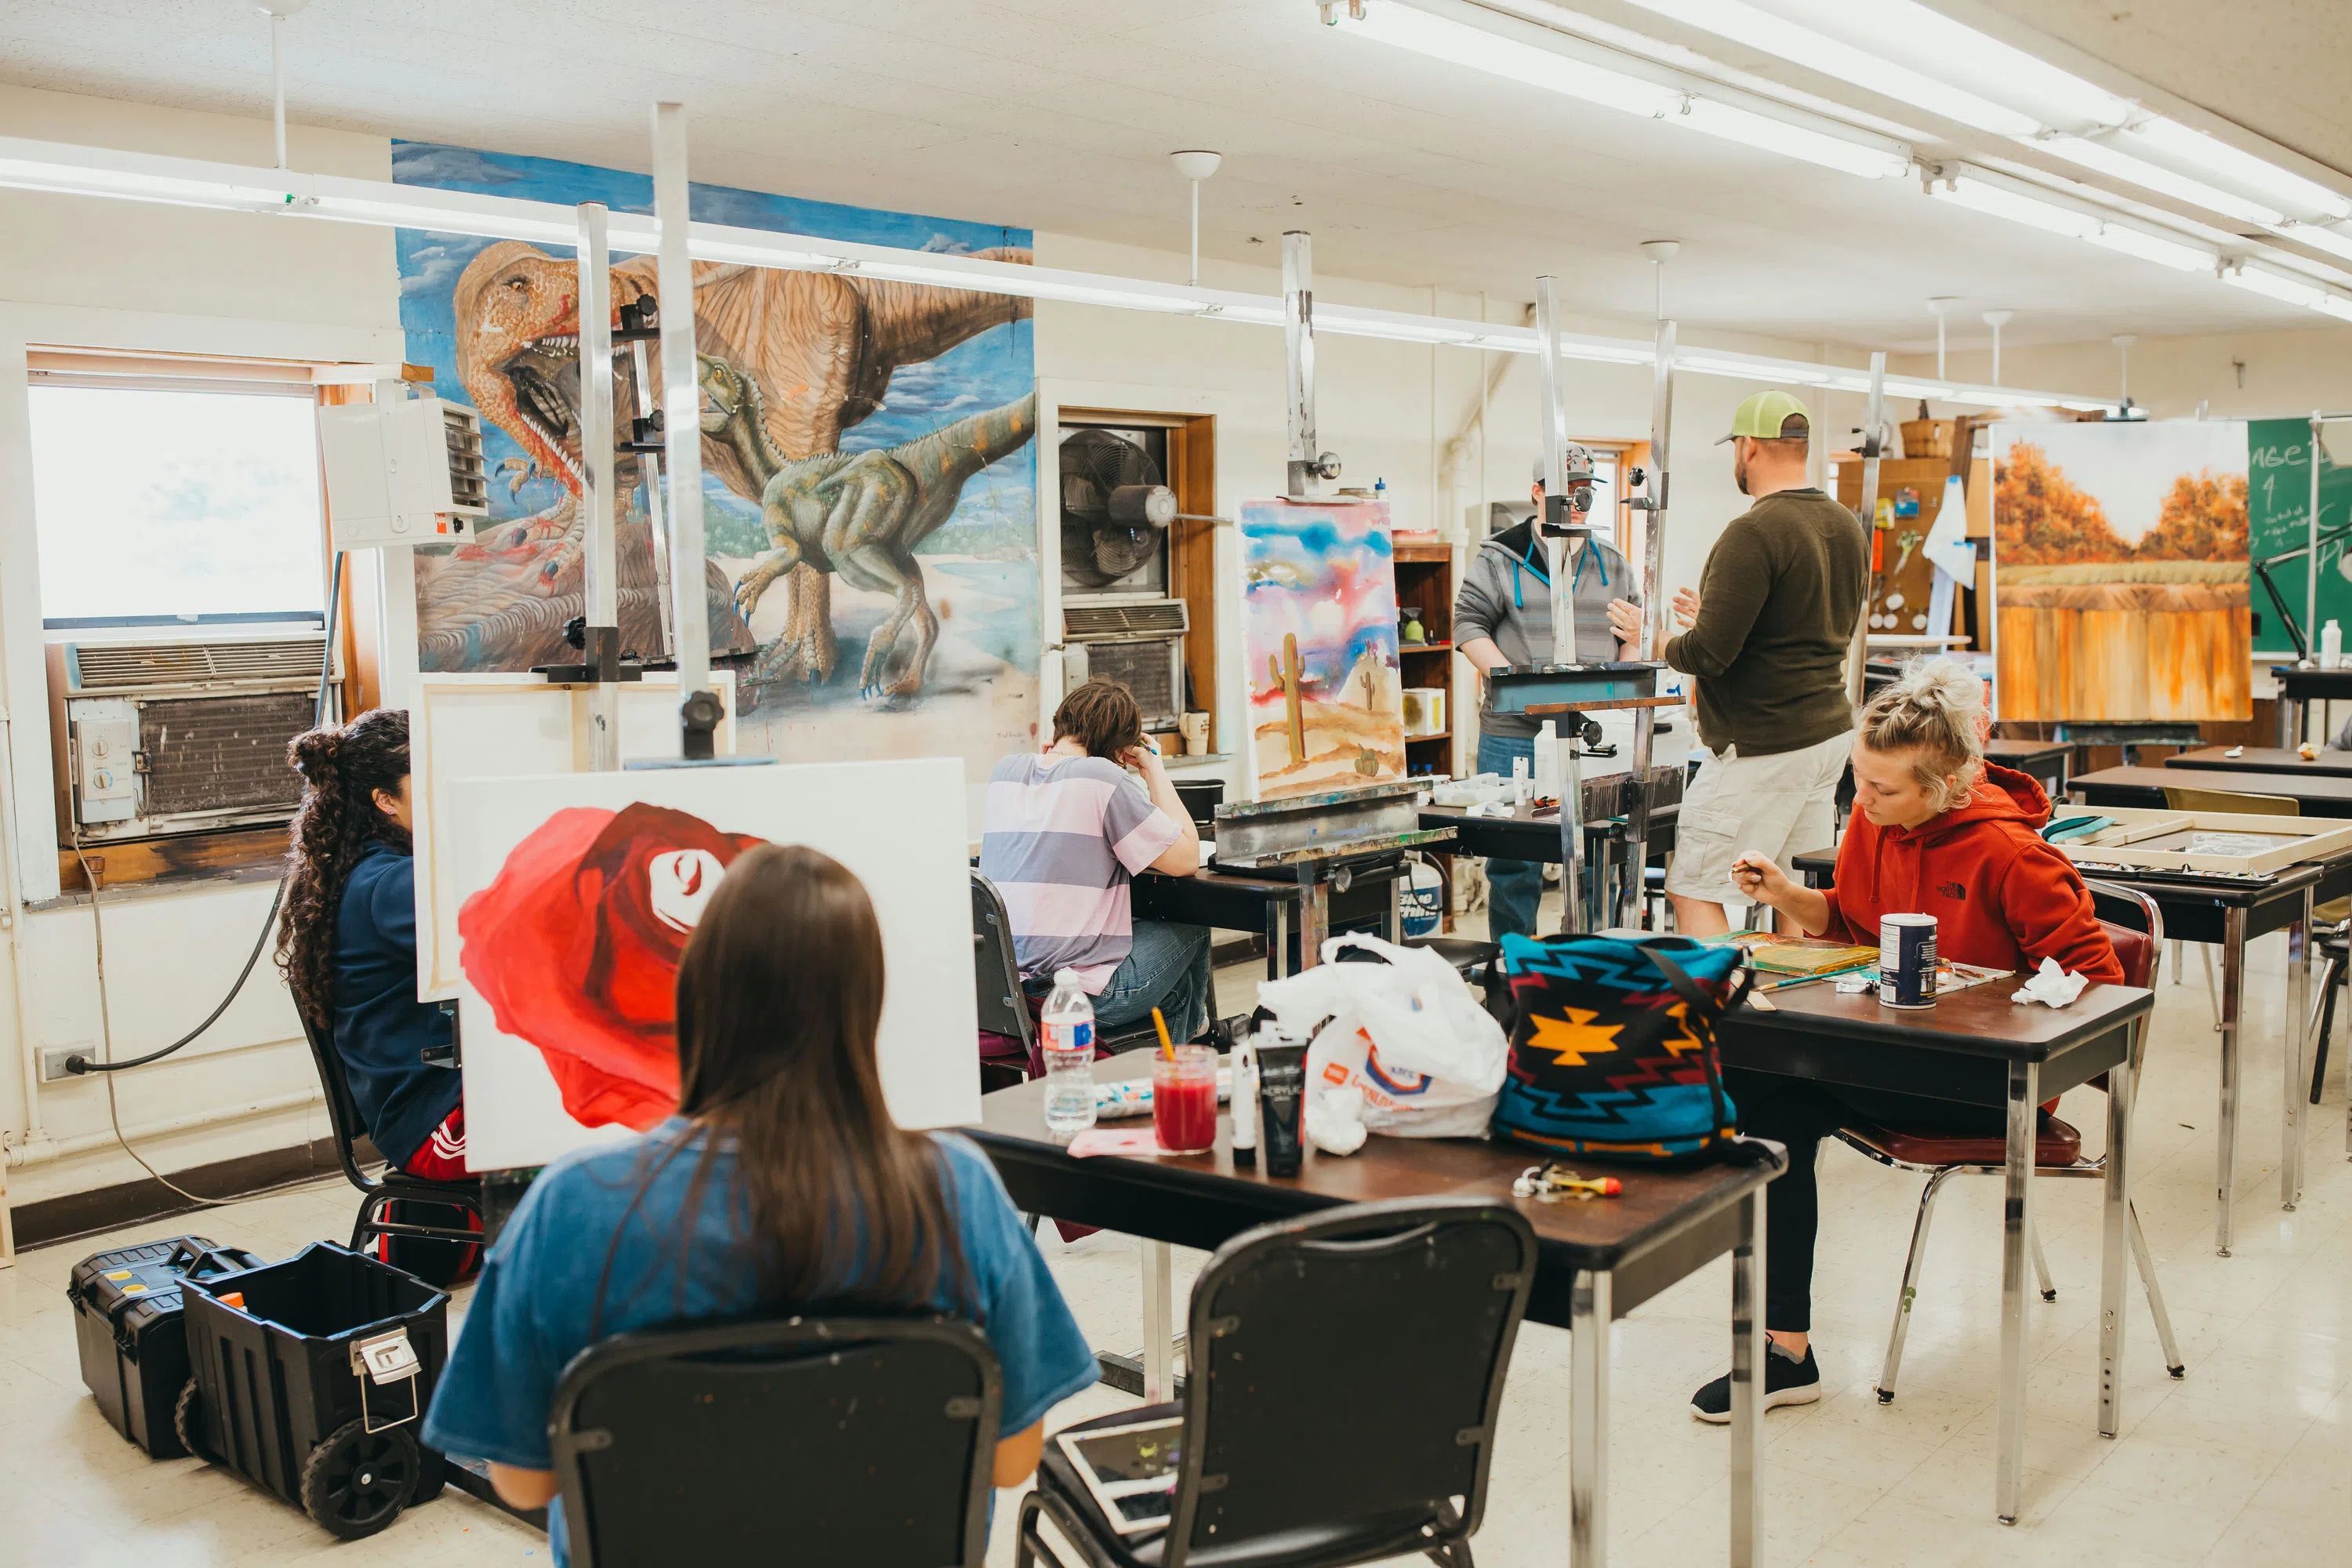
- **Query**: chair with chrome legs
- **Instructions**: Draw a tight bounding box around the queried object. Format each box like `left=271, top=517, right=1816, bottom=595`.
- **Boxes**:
left=1839, top=879, right=2186, bottom=1403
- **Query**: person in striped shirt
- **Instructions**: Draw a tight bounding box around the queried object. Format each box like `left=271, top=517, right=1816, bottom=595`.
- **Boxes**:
left=979, top=679, right=1211, bottom=1044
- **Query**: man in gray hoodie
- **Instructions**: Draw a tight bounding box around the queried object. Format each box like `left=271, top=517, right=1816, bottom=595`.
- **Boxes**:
left=1454, top=448, right=1641, bottom=938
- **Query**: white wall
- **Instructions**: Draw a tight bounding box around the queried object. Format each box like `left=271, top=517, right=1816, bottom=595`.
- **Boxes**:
left=0, top=87, right=1846, bottom=1207
left=0, top=85, right=404, bottom=1207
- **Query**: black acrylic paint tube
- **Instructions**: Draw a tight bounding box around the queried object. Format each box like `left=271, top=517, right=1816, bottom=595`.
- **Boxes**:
left=1254, top=1038, right=1307, bottom=1178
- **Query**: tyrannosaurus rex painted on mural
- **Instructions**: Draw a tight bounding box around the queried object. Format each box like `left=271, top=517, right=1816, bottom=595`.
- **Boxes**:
left=698, top=352, right=1036, bottom=700
left=445, top=239, right=1032, bottom=682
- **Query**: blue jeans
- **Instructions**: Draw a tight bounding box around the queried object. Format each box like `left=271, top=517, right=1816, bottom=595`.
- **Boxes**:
left=1092, top=920, right=1214, bottom=1046
left=1477, top=731, right=1542, bottom=941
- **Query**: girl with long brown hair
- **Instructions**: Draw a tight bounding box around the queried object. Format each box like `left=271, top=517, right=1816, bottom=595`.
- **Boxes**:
left=275, top=708, right=468, bottom=1183
left=420, top=844, right=1098, bottom=1540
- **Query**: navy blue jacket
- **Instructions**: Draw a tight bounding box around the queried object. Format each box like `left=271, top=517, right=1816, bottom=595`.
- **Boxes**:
left=332, top=842, right=459, bottom=1170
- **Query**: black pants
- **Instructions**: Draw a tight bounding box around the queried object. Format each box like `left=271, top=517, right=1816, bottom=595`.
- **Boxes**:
left=1726, top=1069, right=2008, bottom=1334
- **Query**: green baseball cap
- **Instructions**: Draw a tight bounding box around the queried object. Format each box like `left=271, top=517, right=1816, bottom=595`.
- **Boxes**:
left=1717, top=390, right=1812, bottom=444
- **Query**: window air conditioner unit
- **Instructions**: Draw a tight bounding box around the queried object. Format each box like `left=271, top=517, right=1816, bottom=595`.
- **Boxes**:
left=1062, top=597, right=1189, bottom=731
left=45, top=633, right=340, bottom=847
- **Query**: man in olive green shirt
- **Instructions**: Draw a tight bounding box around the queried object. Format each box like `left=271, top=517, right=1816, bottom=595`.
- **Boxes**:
left=1608, top=391, right=1866, bottom=935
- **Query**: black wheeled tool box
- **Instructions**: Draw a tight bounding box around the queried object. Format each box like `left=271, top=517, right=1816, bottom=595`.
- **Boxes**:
left=68, top=1236, right=266, bottom=1458
left=180, top=1241, right=452, bottom=1539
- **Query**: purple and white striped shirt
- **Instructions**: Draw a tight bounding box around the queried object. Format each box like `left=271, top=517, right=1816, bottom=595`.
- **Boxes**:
left=978, top=753, right=1184, bottom=993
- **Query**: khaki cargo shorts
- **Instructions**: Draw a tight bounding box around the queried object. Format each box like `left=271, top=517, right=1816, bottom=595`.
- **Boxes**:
left=1664, top=729, right=1851, bottom=904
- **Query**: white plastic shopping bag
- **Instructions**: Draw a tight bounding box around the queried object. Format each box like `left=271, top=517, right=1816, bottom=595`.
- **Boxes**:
left=1254, top=933, right=1508, bottom=1138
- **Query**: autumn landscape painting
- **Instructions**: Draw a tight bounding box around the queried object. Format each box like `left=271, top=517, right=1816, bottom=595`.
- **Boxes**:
left=1991, top=422, right=2251, bottom=723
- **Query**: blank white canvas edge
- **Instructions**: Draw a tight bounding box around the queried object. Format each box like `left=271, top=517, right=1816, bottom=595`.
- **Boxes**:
left=410, top=673, right=736, bottom=1002
left=446, top=757, right=979, bottom=1172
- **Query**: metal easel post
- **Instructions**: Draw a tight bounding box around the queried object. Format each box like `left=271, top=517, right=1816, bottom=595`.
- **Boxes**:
left=2309, top=410, right=2323, bottom=670
left=626, top=328, right=676, bottom=661
left=1283, top=233, right=1339, bottom=503
left=1621, top=312, right=1674, bottom=929
left=577, top=201, right=622, bottom=772
left=1535, top=277, right=1586, bottom=931
left=653, top=103, right=720, bottom=758
left=1845, top=351, right=1887, bottom=710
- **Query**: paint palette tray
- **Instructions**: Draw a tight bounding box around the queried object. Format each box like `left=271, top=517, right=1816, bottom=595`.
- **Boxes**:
left=2051, top=807, right=2352, bottom=874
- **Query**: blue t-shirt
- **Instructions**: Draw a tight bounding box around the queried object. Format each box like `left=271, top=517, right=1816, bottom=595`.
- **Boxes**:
left=331, top=842, right=458, bottom=1169
left=421, top=1119, right=1098, bottom=1562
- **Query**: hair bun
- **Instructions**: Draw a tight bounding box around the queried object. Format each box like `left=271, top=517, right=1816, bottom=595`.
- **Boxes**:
left=288, top=728, right=341, bottom=779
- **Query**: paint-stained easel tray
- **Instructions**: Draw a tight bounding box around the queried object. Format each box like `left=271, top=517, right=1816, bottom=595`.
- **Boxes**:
left=2049, top=807, right=2352, bottom=874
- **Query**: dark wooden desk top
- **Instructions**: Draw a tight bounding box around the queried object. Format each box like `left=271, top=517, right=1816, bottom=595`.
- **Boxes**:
left=2271, top=666, right=2352, bottom=696
left=2072, top=763, right=2352, bottom=811
left=1727, top=977, right=2151, bottom=1065
left=1789, top=840, right=2328, bottom=913
left=2165, top=746, right=2352, bottom=779
left=969, top=1062, right=1782, bottom=1278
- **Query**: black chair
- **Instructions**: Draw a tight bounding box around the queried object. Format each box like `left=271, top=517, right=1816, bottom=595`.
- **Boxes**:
left=1018, top=1198, right=1537, bottom=1568
left=297, top=1011, right=483, bottom=1262
left=972, top=873, right=1196, bottom=1087
left=550, top=1316, right=999, bottom=1568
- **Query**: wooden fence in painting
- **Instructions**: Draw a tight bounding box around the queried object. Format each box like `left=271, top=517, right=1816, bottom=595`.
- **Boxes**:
left=1994, top=562, right=2249, bottom=722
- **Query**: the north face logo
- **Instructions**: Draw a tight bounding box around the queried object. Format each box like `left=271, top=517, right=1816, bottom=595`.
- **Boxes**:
left=1936, top=881, right=1966, bottom=901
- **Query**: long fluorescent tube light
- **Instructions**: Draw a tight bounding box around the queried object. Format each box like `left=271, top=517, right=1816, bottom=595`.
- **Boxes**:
left=1615, top=0, right=2038, bottom=136
left=2221, top=263, right=2329, bottom=309
left=0, top=134, right=2114, bottom=411
left=2122, top=118, right=2352, bottom=222
left=1332, top=2, right=1909, bottom=178
left=1929, top=173, right=2095, bottom=239
left=1929, top=169, right=2216, bottom=274
left=2037, top=135, right=2285, bottom=227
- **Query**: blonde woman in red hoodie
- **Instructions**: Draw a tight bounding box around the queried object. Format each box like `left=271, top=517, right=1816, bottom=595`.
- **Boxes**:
left=1685, top=660, right=2122, bottom=1424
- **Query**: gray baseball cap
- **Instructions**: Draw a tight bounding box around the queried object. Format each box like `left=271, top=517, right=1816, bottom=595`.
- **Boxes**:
left=1533, top=443, right=1596, bottom=486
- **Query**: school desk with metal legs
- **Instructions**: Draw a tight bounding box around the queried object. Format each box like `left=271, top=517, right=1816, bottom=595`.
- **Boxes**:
left=969, top=1062, right=1787, bottom=1568
left=1131, top=851, right=1413, bottom=978
left=1792, top=847, right=2339, bottom=1254
left=1984, top=738, right=2072, bottom=798
left=1717, top=978, right=2154, bottom=1526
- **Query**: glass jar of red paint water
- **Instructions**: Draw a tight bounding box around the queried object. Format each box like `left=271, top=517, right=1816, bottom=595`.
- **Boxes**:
left=1152, top=1046, right=1219, bottom=1154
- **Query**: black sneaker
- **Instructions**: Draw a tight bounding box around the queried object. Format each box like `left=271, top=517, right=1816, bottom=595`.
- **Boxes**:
left=1690, top=1342, right=1820, bottom=1423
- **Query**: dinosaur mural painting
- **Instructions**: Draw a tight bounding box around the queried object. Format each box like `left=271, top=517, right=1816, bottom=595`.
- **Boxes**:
left=394, top=142, right=1042, bottom=821
left=699, top=354, right=1036, bottom=699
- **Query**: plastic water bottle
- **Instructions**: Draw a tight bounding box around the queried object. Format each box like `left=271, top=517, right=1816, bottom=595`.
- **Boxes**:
left=1040, top=968, right=1098, bottom=1138
left=2324, top=619, right=2343, bottom=670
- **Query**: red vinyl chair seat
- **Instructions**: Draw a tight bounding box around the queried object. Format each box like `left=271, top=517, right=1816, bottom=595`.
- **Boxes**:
left=1842, top=1112, right=2083, bottom=1170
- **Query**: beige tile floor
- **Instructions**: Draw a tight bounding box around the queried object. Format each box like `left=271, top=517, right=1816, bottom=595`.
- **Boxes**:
left=5, top=909, right=2347, bottom=1567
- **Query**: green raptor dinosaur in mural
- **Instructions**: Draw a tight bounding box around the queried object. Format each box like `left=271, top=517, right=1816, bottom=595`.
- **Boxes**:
left=699, top=353, right=1038, bottom=700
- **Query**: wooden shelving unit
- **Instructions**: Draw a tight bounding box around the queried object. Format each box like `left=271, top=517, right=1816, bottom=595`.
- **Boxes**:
left=1392, top=541, right=1457, bottom=780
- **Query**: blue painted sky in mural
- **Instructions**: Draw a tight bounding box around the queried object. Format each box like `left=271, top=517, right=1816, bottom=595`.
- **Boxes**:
left=390, top=140, right=1035, bottom=550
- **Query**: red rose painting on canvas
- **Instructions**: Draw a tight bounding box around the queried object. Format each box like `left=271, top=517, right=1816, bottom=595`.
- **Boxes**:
left=457, top=802, right=764, bottom=1131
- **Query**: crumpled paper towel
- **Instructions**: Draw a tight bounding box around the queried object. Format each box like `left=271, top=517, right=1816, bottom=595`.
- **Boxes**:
left=2011, top=956, right=2089, bottom=1009
left=1308, top=1084, right=1368, bottom=1156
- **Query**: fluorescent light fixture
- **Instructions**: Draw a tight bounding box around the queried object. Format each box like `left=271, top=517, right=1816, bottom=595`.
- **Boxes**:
left=1779, top=0, right=2130, bottom=130
left=2122, top=118, right=2352, bottom=221
left=2222, top=263, right=2328, bottom=309
left=2084, top=222, right=2217, bottom=273
left=1616, top=0, right=2039, bottom=135
left=1333, top=2, right=1909, bottom=177
left=2274, top=221, right=2352, bottom=263
left=1677, top=99, right=1911, bottom=179
left=2038, top=136, right=2285, bottom=227
left=1929, top=173, right=2096, bottom=238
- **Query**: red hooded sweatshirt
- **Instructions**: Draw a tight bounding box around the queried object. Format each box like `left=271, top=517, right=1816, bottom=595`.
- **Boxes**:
left=1822, top=764, right=2123, bottom=982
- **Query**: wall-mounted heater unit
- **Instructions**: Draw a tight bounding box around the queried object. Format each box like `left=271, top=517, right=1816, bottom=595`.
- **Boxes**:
left=46, top=634, right=339, bottom=846
left=318, top=393, right=488, bottom=550
left=1058, top=423, right=1189, bottom=730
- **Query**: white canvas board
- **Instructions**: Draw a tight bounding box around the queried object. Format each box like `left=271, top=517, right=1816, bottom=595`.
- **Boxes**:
left=411, top=673, right=736, bottom=1000
left=447, top=757, right=978, bottom=1171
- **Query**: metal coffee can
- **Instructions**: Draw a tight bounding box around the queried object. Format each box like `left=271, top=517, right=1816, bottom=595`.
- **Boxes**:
left=1879, top=914, right=1939, bottom=1008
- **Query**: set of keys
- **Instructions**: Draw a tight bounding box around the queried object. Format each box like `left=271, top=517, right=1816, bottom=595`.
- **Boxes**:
left=1511, top=1163, right=1624, bottom=1202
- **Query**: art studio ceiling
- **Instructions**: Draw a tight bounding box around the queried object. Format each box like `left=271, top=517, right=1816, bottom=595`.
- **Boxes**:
left=5, top=0, right=2347, bottom=355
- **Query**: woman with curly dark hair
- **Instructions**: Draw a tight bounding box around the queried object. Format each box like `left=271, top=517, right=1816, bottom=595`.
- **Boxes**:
left=276, top=708, right=466, bottom=1185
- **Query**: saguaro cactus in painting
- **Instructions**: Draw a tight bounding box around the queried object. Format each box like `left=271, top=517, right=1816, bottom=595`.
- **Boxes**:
left=1269, top=633, right=1306, bottom=764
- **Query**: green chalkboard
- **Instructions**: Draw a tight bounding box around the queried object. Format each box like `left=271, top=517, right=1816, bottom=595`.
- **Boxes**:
left=2249, top=417, right=2352, bottom=655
